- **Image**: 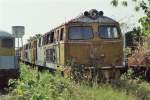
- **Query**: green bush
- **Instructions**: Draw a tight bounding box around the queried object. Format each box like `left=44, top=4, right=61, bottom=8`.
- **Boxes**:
left=4, top=63, right=150, bottom=100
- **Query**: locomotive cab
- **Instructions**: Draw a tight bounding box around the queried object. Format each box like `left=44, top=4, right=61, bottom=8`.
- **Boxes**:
left=65, top=10, right=124, bottom=81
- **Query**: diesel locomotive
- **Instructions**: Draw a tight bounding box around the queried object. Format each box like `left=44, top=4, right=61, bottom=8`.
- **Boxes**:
left=19, top=9, right=124, bottom=81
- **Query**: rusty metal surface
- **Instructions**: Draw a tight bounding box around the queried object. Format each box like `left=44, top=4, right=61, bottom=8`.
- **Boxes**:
left=65, top=23, right=123, bottom=68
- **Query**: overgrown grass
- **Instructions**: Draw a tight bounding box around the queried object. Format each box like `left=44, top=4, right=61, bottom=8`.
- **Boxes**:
left=2, top=63, right=150, bottom=100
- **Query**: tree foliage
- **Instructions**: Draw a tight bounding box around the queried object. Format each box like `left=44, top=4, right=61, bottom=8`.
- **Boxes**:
left=111, top=0, right=150, bottom=12
left=139, top=16, right=150, bottom=36
left=27, top=34, right=42, bottom=42
left=111, top=0, right=150, bottom=36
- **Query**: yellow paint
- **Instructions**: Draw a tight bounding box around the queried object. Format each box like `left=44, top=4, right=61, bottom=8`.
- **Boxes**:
left=59, top=43, right=65, bottom=65
left=64, top=23, right=123, bottom=68
left=0, top=48, right=15, bottom=56
left=0, top=39, right=15, bottom=56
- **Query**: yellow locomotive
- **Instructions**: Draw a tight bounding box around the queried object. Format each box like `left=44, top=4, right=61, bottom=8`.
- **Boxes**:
left=20, top=9, right=124, bottom=81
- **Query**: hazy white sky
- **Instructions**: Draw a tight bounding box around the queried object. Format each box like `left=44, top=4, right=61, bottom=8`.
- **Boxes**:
left=0, top=0, right=144, bottom=44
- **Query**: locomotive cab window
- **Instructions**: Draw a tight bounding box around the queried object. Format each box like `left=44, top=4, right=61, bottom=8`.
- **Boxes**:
left=69, top=26, right=93, bottom=40
left=46, top=34, right=50, bottom=44
left=1, top=38, right=14, bottom=48
left=50, top=32, right=54, bottom=43
left=99, top=26, right=120, bottom=39
left=42, top=36, right=45, bottom=45
left=57, top=30, right=59, bottom=41
left=38, top=38, right=41, bottom=47
left=60, top=28, right=64, bottom=41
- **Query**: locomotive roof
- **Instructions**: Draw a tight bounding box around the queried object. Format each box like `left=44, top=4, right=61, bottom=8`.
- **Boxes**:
left=67, top=9, right=118, bottom=24
left=40, top=10, right=119, bottom=38
left=0, top=30, right=14, bottom=38
left=49, top=10, right=118, bottom=32
left=68, top=15, right=118, bottom=24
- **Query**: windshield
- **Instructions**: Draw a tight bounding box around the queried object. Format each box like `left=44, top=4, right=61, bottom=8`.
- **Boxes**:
left=99, top=26, right=120, bottom=39
left=69, top=26, right=93, bottom=40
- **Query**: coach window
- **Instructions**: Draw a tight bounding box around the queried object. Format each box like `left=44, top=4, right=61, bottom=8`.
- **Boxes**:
left=60, top=28, right=64, bottom=41
left=2, top=38, right=13, bottom=48
left=69, top=26, right=93, bottom=40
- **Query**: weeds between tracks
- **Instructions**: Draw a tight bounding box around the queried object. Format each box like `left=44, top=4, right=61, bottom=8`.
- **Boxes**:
left=3, top=63, right=150, bottom=100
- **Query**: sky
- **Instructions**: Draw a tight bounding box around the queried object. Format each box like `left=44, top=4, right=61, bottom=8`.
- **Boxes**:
left=0, top=0, right=145, bottom=45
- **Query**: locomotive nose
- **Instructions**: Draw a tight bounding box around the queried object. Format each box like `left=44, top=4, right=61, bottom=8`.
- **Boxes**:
left=88, top=40, right=123, bottom=68
left=89, top=44, right=105, bottom=66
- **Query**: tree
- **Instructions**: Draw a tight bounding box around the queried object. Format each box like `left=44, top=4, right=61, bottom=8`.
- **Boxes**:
left=111, top=0, right=150, bottom=12
left=111, top=0, right=150, bottom=37
left=27, top=34, right=42, bottom=42
left=35, top=34, right=42, bottom=39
